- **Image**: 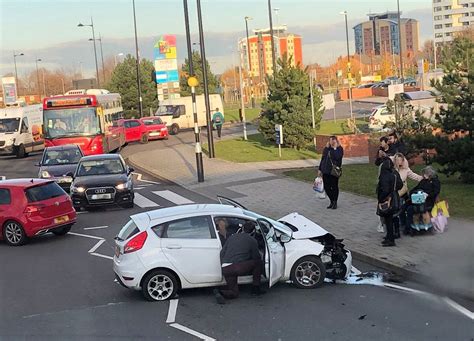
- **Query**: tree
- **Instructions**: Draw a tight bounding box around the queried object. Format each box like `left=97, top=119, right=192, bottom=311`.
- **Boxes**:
left=259, top=57, right=324, bottom=150
left=430, top=35, right=474, bottom=183
left=107, top=54, right=158, bottom=118
left=179, top=50, right=219, bottom=96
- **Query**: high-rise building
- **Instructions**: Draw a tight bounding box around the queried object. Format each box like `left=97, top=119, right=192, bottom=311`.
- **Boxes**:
left=433, top=0, right=473, bottom=45
left=238, top=26, right=302, bottom=80
left=353, top=12, right=419, bottom=56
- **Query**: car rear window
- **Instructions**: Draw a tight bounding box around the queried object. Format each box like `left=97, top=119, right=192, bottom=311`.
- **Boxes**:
left=0, top=188, right=11, bottom=205
left=142, top=118, right=162, bottom=125
left=118, top=219, right=140, bottom=241
left=25, top=182, right=66, bottom=202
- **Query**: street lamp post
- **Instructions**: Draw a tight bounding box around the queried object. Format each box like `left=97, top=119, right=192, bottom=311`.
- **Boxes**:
left=244, top=16, right=253, bottom=106
left=35, top=58, right=42, bottom=97
left=183, top=0, right=204, bottom=182
left=132, top=0, right=143, bottom=117
left=237, top=43, right=248, bottom=141
left=397, top=0, right=404, bottom=80
left=267, top=0, right=277, bottom=76
left=341, top=11, right=354, bottom=131
left=196, top=0, right=215, bottom=158
left=78, top=18, right=100, bottom=87
left=13, top=51, right=24, bottom=96
left=90, top=33, right=106, bottom=84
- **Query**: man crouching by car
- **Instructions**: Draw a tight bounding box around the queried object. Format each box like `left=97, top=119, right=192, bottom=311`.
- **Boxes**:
left=213, top=222, right=265, bottom=304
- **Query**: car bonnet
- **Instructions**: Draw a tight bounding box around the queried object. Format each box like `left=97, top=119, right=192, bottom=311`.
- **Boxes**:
left=278, top=212, right=330, bottom=239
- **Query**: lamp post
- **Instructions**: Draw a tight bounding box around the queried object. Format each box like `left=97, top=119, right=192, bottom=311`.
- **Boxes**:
left=89, top=33, right=106, bottom=84
left=183, top=0, right=204, bottom=182
left=13, top=51, right=24, bottom=96
left=244, top=16, right=253, bottom=106
left=397, top=0, right=404, bottom=80
left=340, top=11, right=354, bottom=130
left=267, top=0, right=277, bottom=76
left=131, top=0, right=143, bottom=117
left=196, top=0, right=215, bottom=158
left=237, top=43, right=248, bottom=141
left=78, top=18, right=100, bottom=87
left=274, top=7, right=280, bottom=39
left=35, top=58, right=42, bottom=97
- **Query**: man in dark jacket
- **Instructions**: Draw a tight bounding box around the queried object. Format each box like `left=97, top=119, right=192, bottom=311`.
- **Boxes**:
left=318, top=136, right=344, bottom=209
left=387, top=131, right=406, bottom=156
left=375, top=136, right=390, bottom=166
left=213, top=221, right=263, bottom=304
left=377, top=158, right=403, bottom=246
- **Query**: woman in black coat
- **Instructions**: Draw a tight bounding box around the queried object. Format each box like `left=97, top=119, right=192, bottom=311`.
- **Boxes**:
left=318, top=136, right=343, bottom=209
left=376, top=158, right=403, bottom=246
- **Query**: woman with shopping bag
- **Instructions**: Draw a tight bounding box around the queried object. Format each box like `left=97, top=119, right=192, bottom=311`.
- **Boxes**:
left=318, top=136, right=343, bottom=209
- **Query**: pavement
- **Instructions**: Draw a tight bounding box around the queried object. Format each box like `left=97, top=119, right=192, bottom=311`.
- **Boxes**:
left=127, top=128, right=474, bottom=301
left=354, top=96, right=388, bottom=105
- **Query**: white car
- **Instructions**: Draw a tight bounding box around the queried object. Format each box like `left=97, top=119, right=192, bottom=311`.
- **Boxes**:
left=113, top=197, right=352, bottom=301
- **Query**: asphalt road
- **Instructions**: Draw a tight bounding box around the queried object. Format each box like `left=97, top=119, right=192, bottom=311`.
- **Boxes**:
left=0, top=146, right=472, bottom=340
left=322, top=100, right=375, bottom=121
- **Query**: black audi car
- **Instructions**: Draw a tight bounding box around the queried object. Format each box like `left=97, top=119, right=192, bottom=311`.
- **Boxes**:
left=37, top=145, right=84, bottom=192
left=70, top=154, right=135, bottom=211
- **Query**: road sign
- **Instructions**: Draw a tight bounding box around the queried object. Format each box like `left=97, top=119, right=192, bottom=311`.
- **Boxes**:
left=275, top=124, right=283, bottom=158
left=322, top=94, right=335, bottom=110
left=2, top=77, right=17, bottom=104
left=388, top=84, right=404, bottom=100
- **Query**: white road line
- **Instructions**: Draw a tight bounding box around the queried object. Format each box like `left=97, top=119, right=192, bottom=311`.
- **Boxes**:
left=166, top=299, right=179, bottom=323
left=132, top=172, right=160, bottom=185
left=443, top=297, right=474, bottom=320
left=88, top=239, right=105, bottom=253
left=76, top=211, right=87, bottom=215
left=383, top=283, right=427, bottom=295
left=350, top=266, right=362, bottom=275
left=170, top=323, right=215, bottom=341
left=134, top=193, right=160, bottom=208
left=84, top=226, right=108, bottom=230
left=69, top=232, right=104, bottom=240
left=90, top=252, right=114, bottom=260
left=152, top=190, right=194, bottom=205
left=134, top=187, right=146, bottom=190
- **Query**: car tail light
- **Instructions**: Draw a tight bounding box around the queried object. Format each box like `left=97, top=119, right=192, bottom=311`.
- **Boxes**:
left=124, top=231, right=147, bottom=254
left=24, top=204, right=45, bottom=214
left=90, top=136, right=103, bottom=153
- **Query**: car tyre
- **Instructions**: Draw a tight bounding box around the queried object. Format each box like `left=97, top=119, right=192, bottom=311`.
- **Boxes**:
left=140, top=134, right=149, bottom=144
left=16, top=144, right=27, bottom=158
left=3, top=220, right=28, bottom=246
left=121, top=200, right=134, bottom=209
left=142, top=269, right=178, bottom=302
left=170, top=124, right=179, bottom=135
left=290, top=256, right=326, bottom=289
left=51, top=224, right=72, bottom=236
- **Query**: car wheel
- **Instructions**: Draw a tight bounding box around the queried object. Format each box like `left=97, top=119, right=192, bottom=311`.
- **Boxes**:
left=170, top=124, right=179, bottom=135
left=140, top=134, right=149, bottom=144
left=290, top=256, right=326, bottom=289
left=51, top=224, right=72, bottom=236
left=2, top=221, right=28, bottom=246
left=142, top=270, right=178, bottom=302
left=16, top=144, right=26, bottom=158
left=121, top=200, right=134, bottom=209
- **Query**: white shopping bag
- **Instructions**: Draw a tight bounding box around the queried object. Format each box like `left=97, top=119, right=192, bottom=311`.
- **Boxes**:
left=318, top=191, right=326, bottom=199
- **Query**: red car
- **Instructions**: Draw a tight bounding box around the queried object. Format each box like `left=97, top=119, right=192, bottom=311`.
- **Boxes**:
left=115, top=119, right=149, bottom=144
left=140, top=116, right=169, bottom=140
left=0, top=179, right=77, bottom=246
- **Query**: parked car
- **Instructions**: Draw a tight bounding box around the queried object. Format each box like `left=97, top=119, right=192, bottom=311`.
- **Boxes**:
left=37, top=145, right=83, bottom=192
left=0, top=179, right=77, bottom=246
left=403, top=77, right=417, bottom=87
left=140, top=117, right=169, bottom=140
left=115, top=119, right=149, bottom=144
left=357, top=83, right=375, bottom=89
left=369, top=102, right=432, bottom=130
left=113, top=196, right=352, bottom=301
left=70, top=154, right=134, bottom=210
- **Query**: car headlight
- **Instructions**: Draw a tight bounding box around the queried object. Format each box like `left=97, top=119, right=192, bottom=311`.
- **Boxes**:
left=41, top=170, right=51, bottom=178
left=116, top=180, right=131, bottom=190
left=71, top=186, right=85, bottom=193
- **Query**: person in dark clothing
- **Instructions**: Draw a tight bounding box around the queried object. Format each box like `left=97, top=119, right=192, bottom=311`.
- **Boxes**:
left=376, top=158, right=403, bottom=246
left=318, top=136, right=343, bottom=209
left=375, top=136, right=390, bottom=166
left=215, top=218, right=229, bottom=246
left=387, top=131, right=406, bottom=156
left=214, top=221, right=263, bottom=304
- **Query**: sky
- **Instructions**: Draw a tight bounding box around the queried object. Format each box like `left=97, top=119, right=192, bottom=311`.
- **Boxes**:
left=0, top=0, right=433, bottom=76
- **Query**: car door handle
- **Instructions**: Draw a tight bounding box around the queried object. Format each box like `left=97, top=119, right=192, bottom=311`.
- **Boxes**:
left=166, top=245, right=182, bottom=249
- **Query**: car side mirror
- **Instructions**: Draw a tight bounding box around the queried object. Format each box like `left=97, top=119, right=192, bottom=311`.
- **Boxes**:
left=128, top=167, right=134, bottom=174
left=280, top=234, right=291, bottom=243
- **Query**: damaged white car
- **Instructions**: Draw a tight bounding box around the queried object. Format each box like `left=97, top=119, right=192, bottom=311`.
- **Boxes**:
left=113, top=196, right=352, bottom=301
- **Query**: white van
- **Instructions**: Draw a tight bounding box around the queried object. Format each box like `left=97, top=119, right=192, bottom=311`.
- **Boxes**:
left=0, top=104, right=44, bottom=158
left=155, top=94, right=224, bottom=135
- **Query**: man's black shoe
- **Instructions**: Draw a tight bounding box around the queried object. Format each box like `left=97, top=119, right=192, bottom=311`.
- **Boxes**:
left=251, top=286, right=266, bottom=296
left=213, top=288, right=226, bottom=304
left=382, top=240, right=396, bottom=247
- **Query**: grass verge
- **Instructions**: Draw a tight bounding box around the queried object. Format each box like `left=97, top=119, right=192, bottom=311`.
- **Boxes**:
left=317, top=118, right=369, bottom=135
left=224, top=107, right=261, bottom=123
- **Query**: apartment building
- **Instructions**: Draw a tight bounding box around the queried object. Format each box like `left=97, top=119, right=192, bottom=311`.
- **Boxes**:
left=433, top=0, right=473, bottom=44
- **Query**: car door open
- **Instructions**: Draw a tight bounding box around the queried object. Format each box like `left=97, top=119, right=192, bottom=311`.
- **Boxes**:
left=256, top=218, right=285, bottom=287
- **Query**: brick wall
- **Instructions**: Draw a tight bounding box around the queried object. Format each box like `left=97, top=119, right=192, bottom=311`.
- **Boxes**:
left=338, top=87, right=373, bottom=100
left=316, top=134, right=370, bottom=158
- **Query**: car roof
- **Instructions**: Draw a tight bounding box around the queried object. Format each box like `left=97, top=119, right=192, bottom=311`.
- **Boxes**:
left=0, top=178, right=52, bottom=188
left=132, top=204, right=246, bottom=224
left=80, top=154, right=121, bottom=162
left=45, top=144, right=81, bottom=151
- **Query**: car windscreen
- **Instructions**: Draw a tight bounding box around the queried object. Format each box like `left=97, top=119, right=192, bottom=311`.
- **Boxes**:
left=43, top=148, right=82, bottom=165
left=76, top=159, right=125, bottom=176
left=142, top=118, right=163, bottom=125
left=243, top=210, right=293, bottom=236
left=156, top=105, right=178, bottom=116
left=25, top=182, right=65, bottom=202
left=43, top=107, right=101, bottom=138
left=0, top=118, right=20, bottom=133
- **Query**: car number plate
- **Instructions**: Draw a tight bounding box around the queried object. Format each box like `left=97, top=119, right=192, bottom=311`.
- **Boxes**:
left=54, top=215, right=69, bottom=224
left=91, top=194, right=112, bottom=200
left=58, top=177, right=72, bottom=184
left=149, top=132, right=160, bottom=136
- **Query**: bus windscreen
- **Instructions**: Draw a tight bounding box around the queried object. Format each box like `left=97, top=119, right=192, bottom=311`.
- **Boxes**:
left=44, top=107, right=101, bottom=139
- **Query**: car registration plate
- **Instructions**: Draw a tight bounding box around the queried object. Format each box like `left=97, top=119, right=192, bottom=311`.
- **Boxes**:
left=149, top=132, right=160, bottom=136
left=91, top=194, right=112, bottom=200
left=54, top=215, right=69, bottom=224
left=58, top=177, right=72, bottom=184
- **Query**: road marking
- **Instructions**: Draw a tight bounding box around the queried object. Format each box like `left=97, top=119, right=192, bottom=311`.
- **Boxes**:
left=166, top=299, right=179, bottom=323
left=134, top=193, right=160, bottom=208
left=132, top=172, right=160, bottom=185
left=90, top=252, right=114, bottom=260
left=170, top=323, right=215, bottom=341
left=442, top=297, right=474, bottom=321
left=350, top=266, right=362, bottom=275
left=383, top=283, right=427, bottom=295
left=134, top=187, right=146, bottom=190
left=88, top=239, right=106, bottom=253
left=152, top=190, right=194, bottom=205
left=69, top=232, right=104, bottom=240
left=84, top=225, right=108, bottom=230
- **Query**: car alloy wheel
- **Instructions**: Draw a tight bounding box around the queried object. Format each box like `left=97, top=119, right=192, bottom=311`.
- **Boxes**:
left=291, top=256, right=325, bottom=289
left=3, top=221, right=27, bottom=246
left=143, top=270, right=177, bottom=301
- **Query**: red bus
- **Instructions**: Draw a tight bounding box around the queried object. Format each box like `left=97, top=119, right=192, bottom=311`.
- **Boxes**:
left=42, top=91, right=126, bottom=155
